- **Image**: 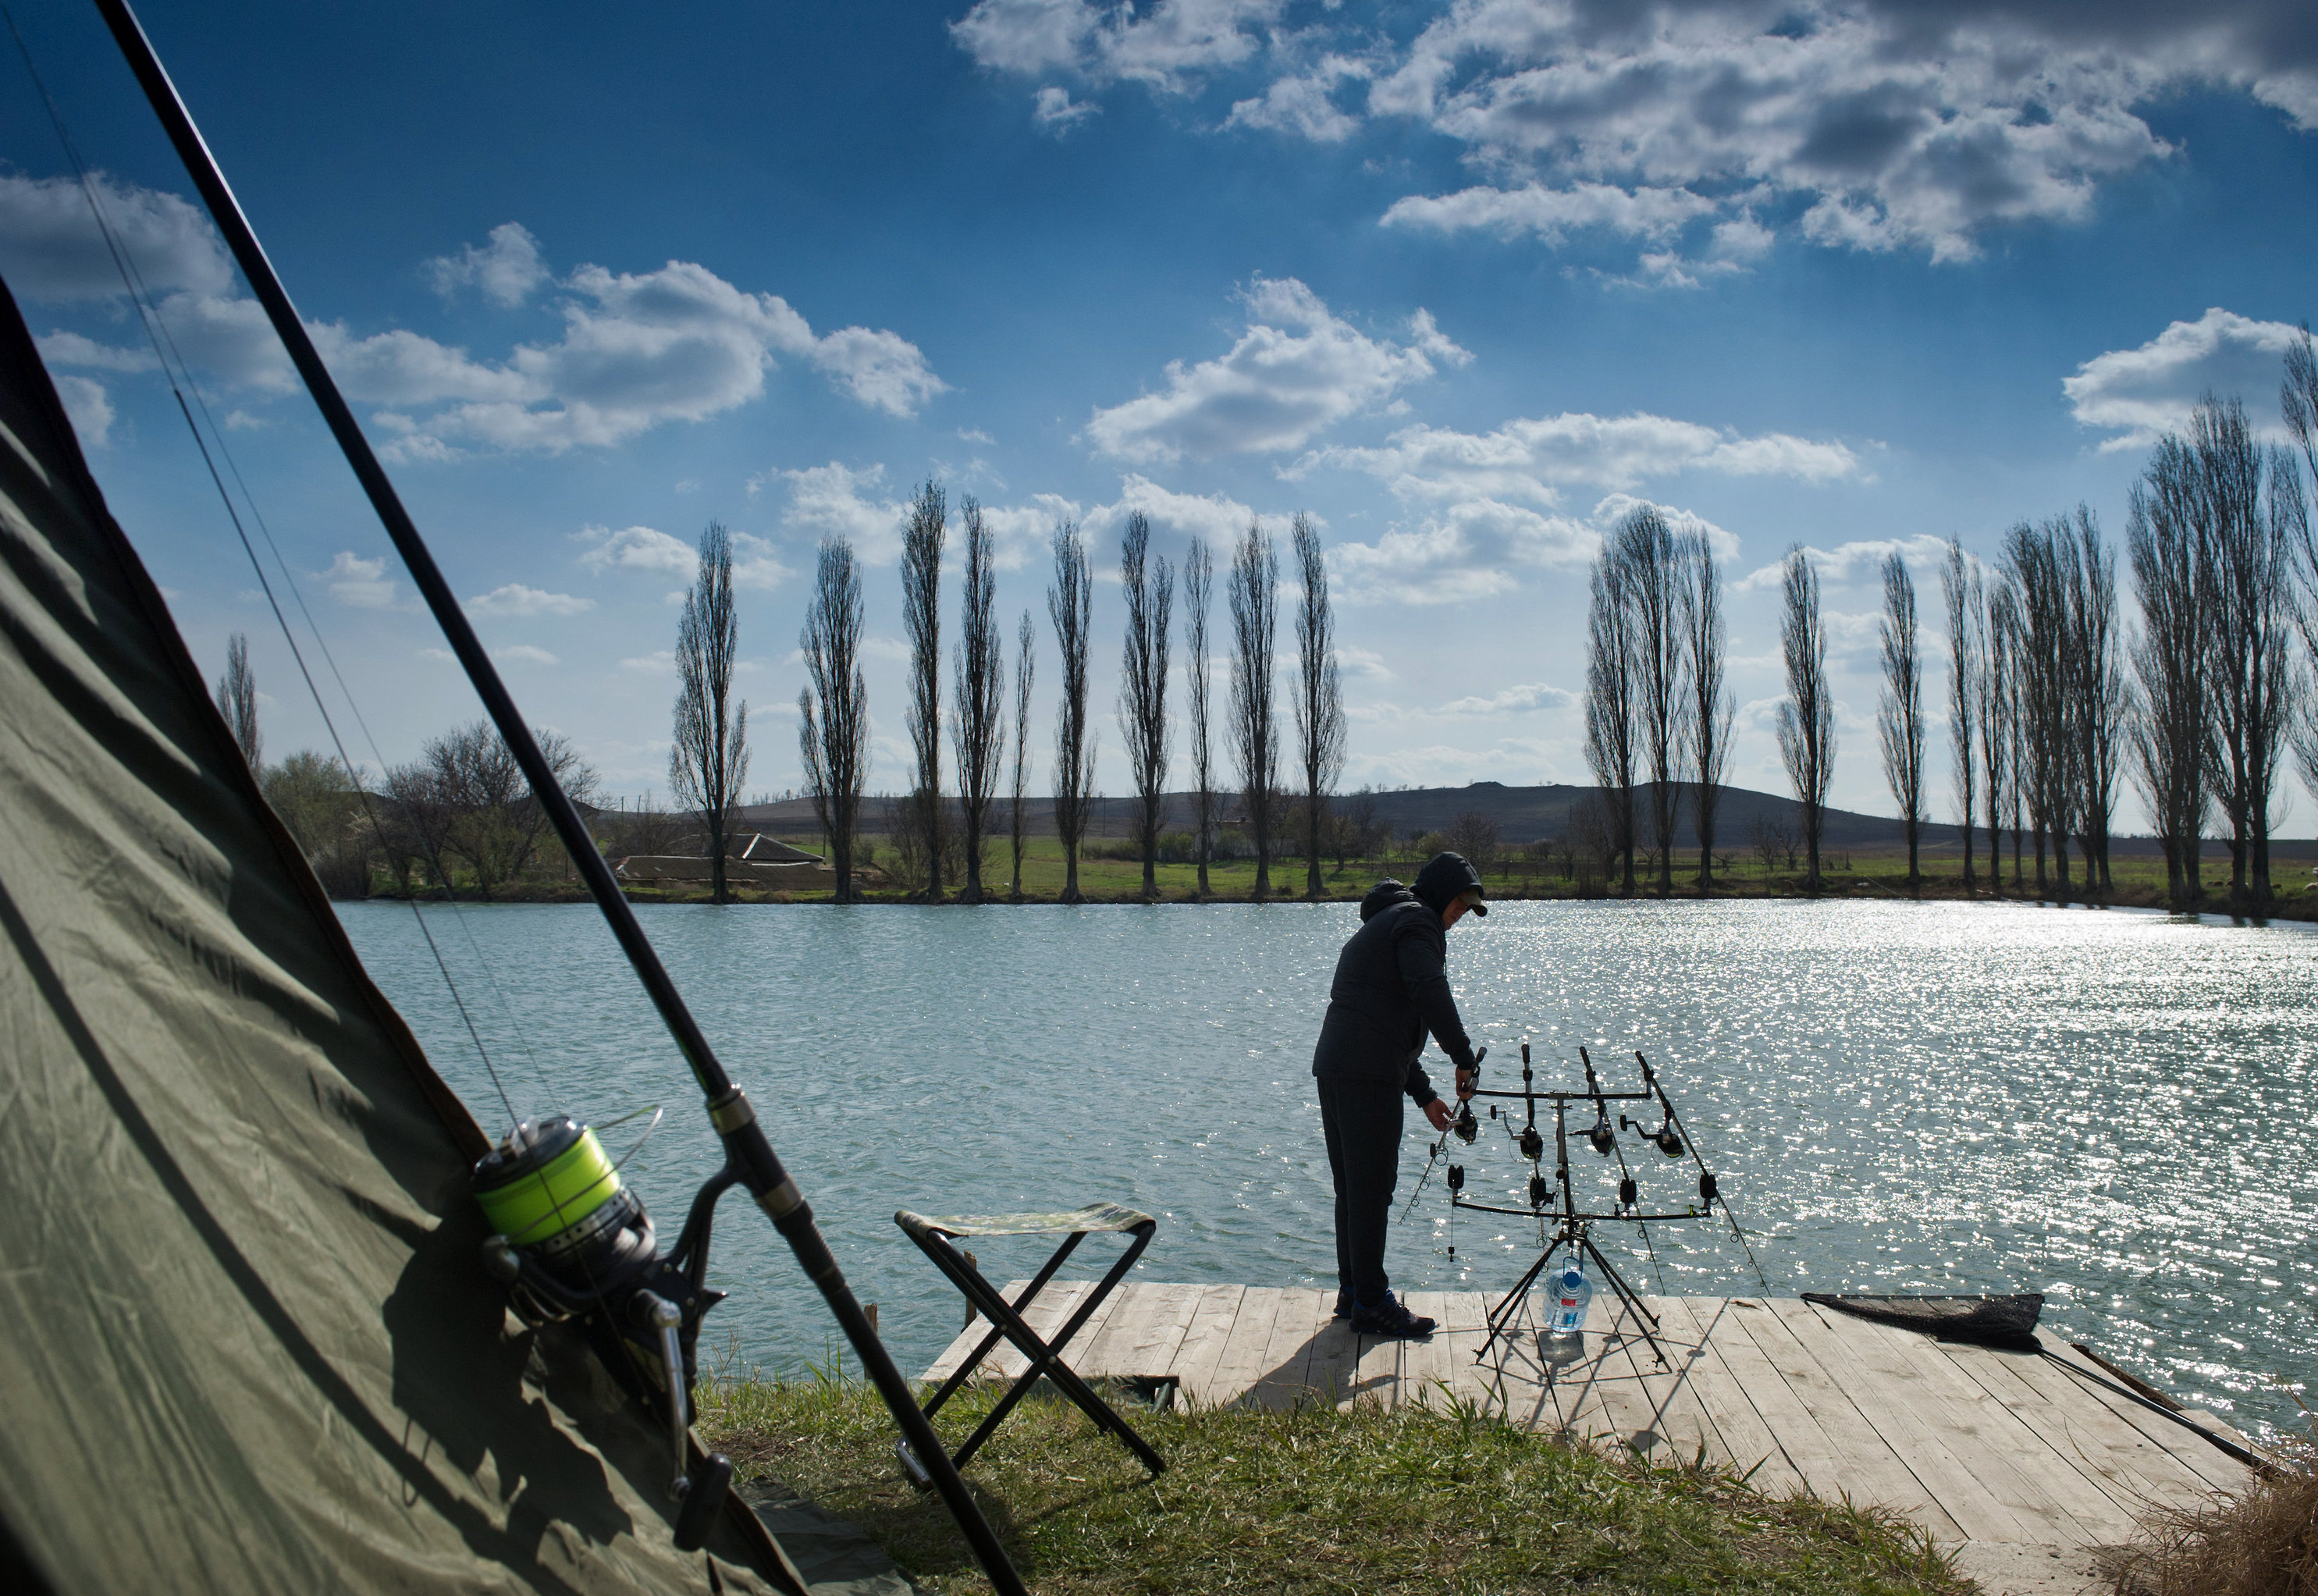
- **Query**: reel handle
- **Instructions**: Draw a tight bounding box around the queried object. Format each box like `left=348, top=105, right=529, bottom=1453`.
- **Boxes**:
left=635, top=1290, right=733, bottom=1552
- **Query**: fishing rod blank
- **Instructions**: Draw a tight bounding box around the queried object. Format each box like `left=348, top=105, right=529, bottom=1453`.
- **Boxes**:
left=88, top=4, right=1026, bottom=1589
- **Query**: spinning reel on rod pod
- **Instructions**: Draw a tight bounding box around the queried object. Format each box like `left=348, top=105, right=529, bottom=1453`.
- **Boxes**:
left=471, top=1114, right=742, bottom=1552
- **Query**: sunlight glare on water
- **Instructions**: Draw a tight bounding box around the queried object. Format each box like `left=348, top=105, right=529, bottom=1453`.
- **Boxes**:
left=339, top=896, right=2316, bottom=1441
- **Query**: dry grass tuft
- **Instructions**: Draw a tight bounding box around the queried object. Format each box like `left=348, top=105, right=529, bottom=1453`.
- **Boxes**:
left=2101, top=1404, right=2316, bottom=1596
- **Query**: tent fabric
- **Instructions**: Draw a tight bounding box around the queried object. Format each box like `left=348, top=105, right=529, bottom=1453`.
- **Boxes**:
left=0, top=272, right=795, bottom=1594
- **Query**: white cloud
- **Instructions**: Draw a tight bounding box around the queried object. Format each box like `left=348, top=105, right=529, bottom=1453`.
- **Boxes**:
left=1226, top=55, right=1371, bottom=141
left=1083, top=276, right=1467, bottom=462
left=494, top=644, right=560, bottom=665
left=0, top=172, right=234, bottom=302
left=1305, top=409, right=1861, bottom=504
left=730, top=531, right=796, bottom=592
left=53, top=375, right=114, bottom=447
left=1335, top=645, right=1395, bottom=681
left=466, top=583, right=595, bottom=617
left=1384, top=181, right=1721, bottom=244
left=958, top=427, right=997, bottom=444
left=2063, top=307, right=2303, bottom=450
left=1440, top=682, right=1577, bottom=716
left=1733, top=533, right=1954, bottom=592
left=1033, top=85, right=1100, bottom=133
left=779, top=461, right=912, bottom=565
left=1330, top=492, right=1733, bottom=606
left=325, top=551, right=398, bottom=609
left=35, top=330, right=157, bottom=373
left=21, top=176, right=944, bottom=452
left=952, top=0, right=1281, bottom=97
left=576, top=523, right=697, bottom=576
left=621, top=649, right=677, bottom=673
left=418, top=647, right=457, bottom=663
left=424, top=222, right=550, bottom=307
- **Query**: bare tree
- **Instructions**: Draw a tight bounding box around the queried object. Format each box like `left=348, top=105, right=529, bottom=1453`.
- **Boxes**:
left=952, top=496, right=1003, bottom=903
left=1616, top=507, right=1687, bottom=894
left=1047, top=520, right=1097, bottom=903
left=1878, top=550, right=1926, bottom=885
left=1996, top=585, right=2028, bottom=888
left=1009, top=610, right=1035, bottom=898
left=215, top=631, right=261, bottom=771
left=1228, top=520, right=1281, bottom=898
left=900, top=482, right=946, bottom=901
left=1290, top=513, right=1346, bottom=898
left=2281, top=325, right=2318, bottom=819
left=670, top=522, right=749, bottom=903
left=799, top=536, right=869, bottom=901
left=1978, top=581, right=2015, bottom=894
left=1776, top=546, right=1834, bottom=890
left=2003, top=519, right=2077, bottom=898
left=413, top=720, right=596, bottom=898
left=2064, top=507, right=2124, bottom=891
left=1682, top=531, right=1730, bottom=895
left=1182, top=536, right=1217, bottom=898
left=2196, top=397, right=2294, bottom=905
left=1940, top=539, right=1981, bottom=891
left=2128, top=435, right=2215, bottom=906
left=1116, top=511, right=1175, bottom=898
left=1584, top=549, right=1638, bottom=892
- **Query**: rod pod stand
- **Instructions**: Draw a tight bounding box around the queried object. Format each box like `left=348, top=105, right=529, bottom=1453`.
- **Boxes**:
left=91, top=5, right=1026, bottom=1588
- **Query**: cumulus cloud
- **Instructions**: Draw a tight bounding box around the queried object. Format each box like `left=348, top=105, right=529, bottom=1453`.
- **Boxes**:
left=494, top=644, right=560, bottom=665
left=1439, top=682, right=1577, bottom=716
left=1033, top=85, right=1100, bottom=132
left=425, top=222, right=550, bottom=307
left=576, top=523, right=696, bottom=575
left=466, top=583, right=595, bottom=617
left=22, top=176, right=945, bottom=455
left=952, top=0, right=1280, bottom=98
left=1330, top=492, right=1734, bottom=606
left=1733, top=533, right=1954, bottom=591
left=325, top=551, right=398, bottom=609
left=1084, top=276, right=1467, bottom=462
left=1305, top=409, right=1861, bottom=504
left=2063, top=307, right=2304, bottom=450
left=779, top=461, right=914, bottom=565
left=53, top=375, right=115, bottom=447
left=956, top=3, right=2318, bottom=268
left=0, top=172, right=234, bottom=303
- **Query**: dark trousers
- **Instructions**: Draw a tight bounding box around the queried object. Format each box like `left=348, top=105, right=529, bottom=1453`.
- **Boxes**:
left=1318, top=1075, right=1404, bottom=1309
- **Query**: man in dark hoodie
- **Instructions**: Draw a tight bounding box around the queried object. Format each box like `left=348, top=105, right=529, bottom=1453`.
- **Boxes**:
left=1310, top=851, right=1488, bottom=1338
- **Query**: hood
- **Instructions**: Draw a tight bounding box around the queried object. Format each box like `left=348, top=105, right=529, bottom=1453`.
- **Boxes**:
left=1359, top=880, right=1418, bottom=922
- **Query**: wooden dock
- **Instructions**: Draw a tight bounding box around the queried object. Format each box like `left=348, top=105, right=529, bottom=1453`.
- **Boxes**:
left=927, top=1285, right=2259, bottom=1594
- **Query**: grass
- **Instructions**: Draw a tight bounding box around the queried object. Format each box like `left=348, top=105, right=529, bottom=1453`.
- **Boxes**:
left=2097, top=1399, right=2316, bottom=1596
left=696, top=1371, right=1970, bottom=1596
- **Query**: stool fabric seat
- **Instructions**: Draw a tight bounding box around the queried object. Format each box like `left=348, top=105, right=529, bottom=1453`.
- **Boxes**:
left=895, top=1203, right=1153, bottom=1243
left=892, top=1201, right=1164, bottom=1484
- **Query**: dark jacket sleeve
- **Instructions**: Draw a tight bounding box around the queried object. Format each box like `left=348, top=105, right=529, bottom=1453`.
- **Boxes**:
left=1393, top=920, right=1475, bottom=1095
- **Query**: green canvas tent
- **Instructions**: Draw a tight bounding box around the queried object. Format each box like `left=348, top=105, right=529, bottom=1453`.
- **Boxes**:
left=0, top=273, right=811, bottom=1592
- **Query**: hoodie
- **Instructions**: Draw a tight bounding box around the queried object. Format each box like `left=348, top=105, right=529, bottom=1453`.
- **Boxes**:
left=1309, top=879, right=1477, bottom=1104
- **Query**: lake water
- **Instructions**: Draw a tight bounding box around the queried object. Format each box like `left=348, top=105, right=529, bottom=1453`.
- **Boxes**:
left=337, top=897, right=2316, bottom=1444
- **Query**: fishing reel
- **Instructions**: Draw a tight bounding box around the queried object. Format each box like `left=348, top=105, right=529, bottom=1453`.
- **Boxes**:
left=471, top=1115, right=737, bottom=1552
left=1622, top=1111, right=1683, bottom=1157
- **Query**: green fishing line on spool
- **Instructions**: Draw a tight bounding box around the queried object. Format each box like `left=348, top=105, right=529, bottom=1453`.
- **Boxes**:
left=471, top=1116, right=637, bottom=1259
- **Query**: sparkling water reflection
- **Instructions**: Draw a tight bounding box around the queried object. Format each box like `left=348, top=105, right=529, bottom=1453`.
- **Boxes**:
left=339, top=897, right=2316, bottom=1442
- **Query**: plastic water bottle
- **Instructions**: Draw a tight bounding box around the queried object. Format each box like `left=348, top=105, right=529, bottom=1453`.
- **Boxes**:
left=1548, top=1258, right=1592, bottom=1338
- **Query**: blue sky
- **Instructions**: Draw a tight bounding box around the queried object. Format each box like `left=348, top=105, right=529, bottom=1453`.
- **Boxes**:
left=5, top=1, right=2317, bottom=825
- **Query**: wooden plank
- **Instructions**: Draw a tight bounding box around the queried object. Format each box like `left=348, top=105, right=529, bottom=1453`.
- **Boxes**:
left=997, top=1278, right=1122, bottom=1382
left=924, top=1277, right=1090, bottom=1383
left=1654, top=1298, right=1805, bottom=1496
left=2024, top=1338, right=2249, bottom=1496
left=1207, top=1286, right=1286, bottom=1407
left=1439, top=1291, right=1502, bottom=1416
left=1078, top=1280, right=1203, bottom=1379
left=1914, top=1341, right=2151, bottom=1541
left=1795, top=1302, right=2113, bottom=1546
left=1937, top=1344, right=2210, bottom=1520
left=1303, top=1292, right=1363, bottom=1406
left=1683, top=1299, right=1843, bottom=1499
left=1767, top=1299, right=2033, bottom=1544
left=1397, top=1291, right=1455, bottom=1410
left=1612, top=1296, right=1727, bottom=1467
left=1246, top=1288, right=1330, bottom=1408
left=1168, top=1285, right=1246, bottom=1408
left=1727, top=1299, right=1968, bottom=1539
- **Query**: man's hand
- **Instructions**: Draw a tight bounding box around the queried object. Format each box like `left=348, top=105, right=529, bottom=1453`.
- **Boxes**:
left=1423, top=1097, right=1454, bottom=1133
left=1455, top=1065, right=1478, bottom=1101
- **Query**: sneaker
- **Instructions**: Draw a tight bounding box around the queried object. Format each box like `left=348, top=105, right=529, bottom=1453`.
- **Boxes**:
left=1350, top=1293, right=1435, bottom=1338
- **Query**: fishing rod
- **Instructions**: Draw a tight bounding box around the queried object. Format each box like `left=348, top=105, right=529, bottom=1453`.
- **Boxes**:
left=89, top=5, right=1025, bottom=1589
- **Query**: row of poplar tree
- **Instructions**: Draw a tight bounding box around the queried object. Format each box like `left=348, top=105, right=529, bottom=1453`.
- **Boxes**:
left=791, top=486, right=1349, bottom=904
left=1585, top=325, right=2318, bottom=909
